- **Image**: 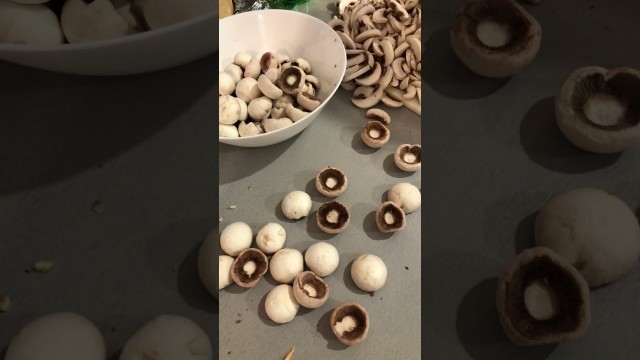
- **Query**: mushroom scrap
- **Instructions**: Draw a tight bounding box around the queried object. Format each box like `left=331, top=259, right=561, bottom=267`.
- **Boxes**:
left=330, top=0, right=422, bottom=115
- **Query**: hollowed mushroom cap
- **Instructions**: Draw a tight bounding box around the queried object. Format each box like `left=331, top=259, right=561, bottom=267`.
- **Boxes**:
left=361, top=120, right=390, bottom=148
left=394, top=144, right=421, bottom=172
left=450, top=0, right=542, bottom=78
left=278, top=66, right=306, bottom=95
left=316, top=201, right=350, bottom=234
left=534, top=188, right=640, bottom=287
left=230, top=248, right=268, bottom=288
left=497, top=247, right=590, bottom=346
left=315, top=167, right=348, bottom=197
left=555, top=66, right=640, bottom=153
left=375, top=201, right=406, bottom=233
left=330, top=302, right=369, bottom=346
left=292, top=271, right=329, bottom=309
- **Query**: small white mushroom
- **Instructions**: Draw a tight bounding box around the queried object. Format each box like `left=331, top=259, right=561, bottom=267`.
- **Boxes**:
left=265, top=284, right=300, bottom=324
left=248, top=96, right=272, bottom=120
left=224, top=63, right=243, bottom=83
left=235, top=77, right=262, bottom=104
left=305, top=242, right=340, bottom=277
left=219, top=72, right=236, bottom=96
left=351, top=254, right=387, bottom=292
left=219, top=255, right=234, bottom=290
left=281, top=190, right=312, bottom=220
left=256, top=222, right=287, bottom=254
left=219, top=95, right=240, bottom=125
left=219, top=124, right=239, bottom=138
left=270, top=248, right=304, bottom=284
left=387, top=182, right=421, bottom=214
left=234, top=52, right=252, bottom=68
left=263, top=117, right=293, bottom=132
left=219, top=222, right=253, bottom=256
left=244, top=58, right=262, bottom=79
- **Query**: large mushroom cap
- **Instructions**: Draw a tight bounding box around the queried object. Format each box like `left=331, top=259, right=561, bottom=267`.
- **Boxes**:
left=0, top=0, right=64, bottom=45
left=534, top=188, right=640, bottom=287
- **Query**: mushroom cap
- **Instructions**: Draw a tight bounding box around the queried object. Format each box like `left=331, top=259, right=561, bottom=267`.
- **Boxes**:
left=394, top=144, right=422, bottom=172
left=450, top=0, right=541, bottom=78
left=219, top=72, right=236, bottom=96
left=330, top=302, right=370, bottom=346
left=269, top=248, right=304, bottom=284
left=387, top=182, right=421, bottom=214
left=315, top=166, right=348, bottom=197
left=256, top=222, right=287, bottom=254
left=119, top=315, right=211, bottom=360
left=555, top=66, right=640, bottom=153
left=361, top=120, right=390, bottom=148
left=235, top=77, right=262, bottom=104
left=134, top=0, right=212, bottom=30
left=61, top=0, right=133, bottom=44
left=375, top=201, right=406, bottom=233
left=265, top=284, right=300, bottom=324
left=278, top=66, right=306, bottom=95
left=316, top=200, right=351, bottom=234
left=534, top=188, right=640, bottom=287
left=5, top=313, right=106, bottom=360
left=497, top=247, right=590, bottom=346
left=247, top=96, right=272, bottom=120
left=351, top=253, right=387, bottom=292
left=231, top=248, right=268, bottom=288
left=218, top=255, right=234, bottom=291
left=0, top=1, right=64, bottom=45
left=304, top=241, right=340, bottom=277
left=219, top=124, right=239, bottom=138
left=262, top=117, right=293, bottom=132
left=219, top=222, right=253, bottom=256
left=292, top=271, right=330, bottom=309
left=281, top=191, right=312, bottom=220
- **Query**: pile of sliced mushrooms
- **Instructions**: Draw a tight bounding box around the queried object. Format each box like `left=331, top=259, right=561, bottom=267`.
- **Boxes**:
left=330, top=0, right=421, bottom=115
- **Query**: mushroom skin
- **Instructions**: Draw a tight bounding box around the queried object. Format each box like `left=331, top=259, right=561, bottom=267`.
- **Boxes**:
left=133, top=0, right=213, bottom=30
left=219, top=222, right=253, bottom=256
left=555, top=66, right=640, bottom=153
left=219, top=72, right=236, bottom=96
left=262, top=117, right=293, bottom=132
left=219, top=95, right=241, bottom=125
left=351, top=254, right=387, bottom=292
left=61, top=0, right=135, bottom=44
left=265, top=284, right=300, bottom=324
left=305, top=241, right=340, bottom=277
left=0, top=0, right=64, bottom=45
left=450, top=0, right=541, bottom=78
left=497, top=247, right=590, bottom=346
left=535, top=188, right=640, bottom=287
left=387, top=182, right=421, bottom=214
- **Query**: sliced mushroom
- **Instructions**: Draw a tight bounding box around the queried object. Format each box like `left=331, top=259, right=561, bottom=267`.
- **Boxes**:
left=278, top=66, right=306, bottom=95
left=315, top=166, right=348, bottom=197
left=355, top=62, right=382, bottom=86
left=330, top=302, right=369, bottom=346
left=375, top=201, right=405, bottom=232
left=316, top=201, right=350, bottom=234
left=285, top=103, right=310, bottom=122
left=361, top=120, right=390, bottom=147
left=238, top=121, right=262, bottom=137
left=497, top=247, right=590, bottom=346
left=292, top=271, right=329, bottom=309
left=352, top=84, right=384, bottom=108
left=274, top=94, right=295, bottom=109
left=343, top=64, right=372, bottom=83
left=236, top=98, right=248, bottom=121
left=296, top=92, right=321, bottom=112
left=262, top=117, right=293, bottom=132
left=366, top=108, right=391, bottom=124
left=394, top=144, right=421, bottom=172
left=231, top=248, right=268, bottom=288
left=258, top=74, right=284, bottom=100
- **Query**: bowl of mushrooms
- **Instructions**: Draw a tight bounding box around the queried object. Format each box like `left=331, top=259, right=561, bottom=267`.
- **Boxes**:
left=0, top=0, right=216, bottom=76
left=218, top=9, right=347, bottom=147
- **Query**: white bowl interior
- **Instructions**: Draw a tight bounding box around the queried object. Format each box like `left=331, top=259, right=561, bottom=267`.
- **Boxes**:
left=219, top=10, right=346, bottom=147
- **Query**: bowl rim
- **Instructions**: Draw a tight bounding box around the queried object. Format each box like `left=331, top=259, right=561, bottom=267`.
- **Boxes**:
left=218, top=9, right=347, bottom=142
left=0, top=12, right=216, bottom=52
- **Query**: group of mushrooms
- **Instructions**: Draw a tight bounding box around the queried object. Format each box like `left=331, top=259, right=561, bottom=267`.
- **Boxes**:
left=205, top=167, right=422, bottom=348
left=446, top=0, right=640, bottom=347
left=0, top=0, right=211, bottom=45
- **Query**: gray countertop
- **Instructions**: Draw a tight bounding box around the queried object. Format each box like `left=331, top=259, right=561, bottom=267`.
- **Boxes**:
left=0, top=55, right=217, bottom=358
left=425, top=0, right=640, bottom=359
left=218, top=2, right=422, bottom=359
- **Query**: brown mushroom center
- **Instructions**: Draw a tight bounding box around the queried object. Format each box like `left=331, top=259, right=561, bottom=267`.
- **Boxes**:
left=318, top=169, right=346, bottom=192
left=298, top=272, right=327, bottom=299
left=400, top=145, right=422, bottom=164
left=318, top=202, right=349, bottom=229
left=233, top=251, right=267, bottom=284
left=464, top=0, right=532, bottom=52
left=505, top=256, right=584, bottom=339
left=572, top=73, right=640, bottom=129
left=376, top=203, right=404, bottom=231
left=333, top=306, right=367, bottom=341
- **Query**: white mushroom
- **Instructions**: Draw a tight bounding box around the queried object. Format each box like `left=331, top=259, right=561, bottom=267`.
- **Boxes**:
left=234, top=52, right=252, bottom=68
left=224, top=63, right=244, bottom=83
left=305, top=242, right=340, bottom=277
left=219, top=95, right=241, bottom=125
left=265, top=284, right=300, bottom=324
left=270, top=107, right=286, bottom=119
left=351, top=254, right=387, bottom=292
left=270, top=248, right=304, bottom=284
left=256, top=222, right=287, bottom=254
left=285, top=103, right=310, bottom=122
left=248, top=96, right=272, bottom=120
left=281, top=190, right=312, bottom=220
left=235, top=77, right=262, bottom=104
left=292, top=57, right=312, bottom=73
left=238, top=121, right=262, bottom=137
left=236, top=97, right=248, bottom=121
left=61, top=0, right=134, bottom=44
left=387, top=182, right=421, bottom=214
left=274, top=94, right=295, bottom=109
left=218, top=255, right=234, bottom=290
left=219, top=124, right=239, bottom=138
left=219, top=222, right=253, bottom=256
left=0, top=0, right=64, bottom=45
left=265, top=68, right=280, bottom=83
left=244, top=57, right=262, bottom=79
left=219, top=72, right=235, bottom=96
left=262, top=117, right=293, bottom=132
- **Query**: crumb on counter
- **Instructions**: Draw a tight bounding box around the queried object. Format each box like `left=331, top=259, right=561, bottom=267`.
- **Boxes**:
left=284, top=347, right=295, bottom=360
left=34, top=260, right=55, bottom=273
left=228, top=205, right=237, bottom=210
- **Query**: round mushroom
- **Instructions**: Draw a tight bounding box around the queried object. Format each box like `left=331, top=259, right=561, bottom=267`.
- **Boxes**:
left=219, top=222, right=253, bottom=257
left=235, top=77, right=262, bottom=104
left=292, top=271, right=329, bottom=309
left=555, top=66, right=640, bottom=153
left=278, top=66, right=306, bottom=95
left=5, top=313, right=106, bottom=360
left=351, top=254, right=388, bottom=292
left=281, top=191, right=312, bottom=220
left=255, top=222, right=287, bottom=254
left=304, top=241, right=340, bottom=277
left=316, top=201, right=350, bottom=234
left=534, top=188, right=640, bottom=287
left=361, top=120, right=390, bottom=148
left=394, top=144, right=422, bottom=172
left=219, top=95, right=241, bottom=125
left=330, top=302, right=369, bottom=346
left=219, top=124, right=240, bottom=138
left=315, top=166, right=348, bottom=197
left=387, top=182, right=421, bottom=214
left=231, top=248, right=268, bottom=288
left=269, top=248, right=304, bottom=284
left=375, top=201, right=406, bottom=233
left=0, top=0, right=64, bottom=45
left=265, top=284, right=300, bottom=324
left=497, top=247, right=590, bottom=346
left=61, top=0, right=135, bottom=44
left=219, top=72, right=236, bottom=96
left=247, top=96, right=272, bottom=120
left=450, top=0, right=542, bottom=78
left=218, top=255, right=234, bottom=291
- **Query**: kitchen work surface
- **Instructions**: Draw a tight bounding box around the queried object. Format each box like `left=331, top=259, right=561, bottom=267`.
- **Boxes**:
left=425, top=0, right=640, bottom=359
left=0, top=54, right=216, bottom=357
left=218, top=2, right=422, bottom=359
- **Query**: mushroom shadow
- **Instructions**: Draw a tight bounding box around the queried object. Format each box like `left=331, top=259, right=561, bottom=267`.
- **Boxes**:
left=362, top=211, right=394, bottom=241
left=519, top=97, right=622, bottom=174
left=0, top=54, right=216, bottom=195
left=262, top=271, right=280, bottom=287
left=342, top=260, right=370, bottom=295
left=305, top=178, right=328, bottom=203
left=177, top=243, right=218, bottom=315
left=456, top=277, right=557, bottom=360
left=515, top=212, right=538, bottom=254
left=351, top=131, right=378, bottom=155
left=257, top=291, right=283, bottom=328
left=1, top=346, right=6, bottom=359
left=382, top=153, right=415, bottom=178
left=273, top=199, right=300, bottom=224
left=317, top=308, right=349, bottom=351
left=425, top=28, right=510, bottom=100
left=306, top=211, right=337, bottom=241
left=108, top=350, right=121, bottom=360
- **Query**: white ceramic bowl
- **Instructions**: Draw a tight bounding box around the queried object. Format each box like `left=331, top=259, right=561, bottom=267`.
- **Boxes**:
left=219, top=9, right=346, bottom=147
left=0, top=12, right=217, bottom=76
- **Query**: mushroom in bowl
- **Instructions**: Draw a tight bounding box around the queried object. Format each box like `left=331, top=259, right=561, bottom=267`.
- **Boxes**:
left=218, top=10, right=347, bottom=147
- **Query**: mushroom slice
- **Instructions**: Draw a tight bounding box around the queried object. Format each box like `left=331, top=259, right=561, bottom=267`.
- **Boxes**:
left=278, top=66, right=306, bottom=95
left=352, top=84, right=384, bottom=109
left=381, top=94, right=404, bottom=108
left=238, top=121, right=261, bottom=137
left=244, top=58, right=261, bottom=79
left=343, top=64, right=372, bottom=83
left=341, top=82, right=357, bottom=91
left=403, top=85, right=417, bottom=99
left=354, top=28, right=381, bottom=43
left=375, top=201, right=405, bottom=232
left=285, top=103, right=310, bottom=122
left=406, top=35, right=421, bottom=62
left=234, top=95, right=247, bottom=121
left=361, top=120, right=390, bottom=148
left=296, top=92, right=321, bottom=112
left=265, top=68, right=280, bottom=83
left=380, top=39, right=395, bottom=67
left=305, top=75, right=320, bottom=89
left=393, top=42, right=410, bottom=58
left=328, top=16, right=347, bottom=32
left=371, top=8, right=387, bottom=23
left=316, top=201, right=350, bottom=234
left=247, top=96, right=272, bottom=120
left=394, top=144, right=421, bottom=172
left=258, top=74, right=284, bottom=100
left=555, top=66, right=640, bottom=153
left=391, top=57, right=408, bottom=80
left=219, top=95, right=240, bottom=125
left=262, top=117, right=293, bottom=132
left=292, top=271, right=329, bottom=309
left=315, top=166, right=348, bottom=197
left=260, top=52, right=280, bottom=73
left=450, top=0, right=542, bottom=78
left=331, top=303, right=369, bottom=346
left=347, top=53, right=367, bottom=68
left=231, top=248, right=268, bottom=288
left=338, top=31, right=357, bottom=49
left=355, top=62, right=382, bottom=86
left=497, top=247, right=590, bottom=346
left=366, top=108, right=390, bottom=124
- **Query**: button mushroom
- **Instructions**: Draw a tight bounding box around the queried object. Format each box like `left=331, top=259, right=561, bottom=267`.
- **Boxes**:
left=555, top=66, right=640, bottom=153
left=278, top=66, right=306, bottom=95
left=534, top=188, right=640, bottom=287
left=256, top=222, right=286, bottom=254
left=61, top=0, right=135, bottom=44
left=281, top=191, right=312, bottom=220
left=375, top=201, right=406, bottom=233
left=219, top=222, right=253, bottom=257
left=292, top=271, right=329, bottom=309
left=265, top=284, right=300, bottom=324
left=394, top=144, right=421, bottom=172
left=316, top=201, right=350, bottom=234
left=351, top=253, right=387, bottom=292
left=219, top=72, right=236, bottom=96
left=315, top=166, right=348, bottom=197
left=235, top=77, right=262, bottom=104
left=304, top=241, right=339, bottom=277
left=497, top=247, right=590, bottom=346
left=330, top=302, right=369, bottom=346
left=269, top=248, right=304, bottom=284
left=387, top=182, right=421, bottom=214
left=231, top=248, right=268, bottom=288
left=361, top=120, right=390, bottom=148
left=247, top=96, right=272, bottom=120
left=219, top=95, right=241, bottom=125
left=218, top=255, right=234, bottom=291
left=0, top=0, right=64, bottom=45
